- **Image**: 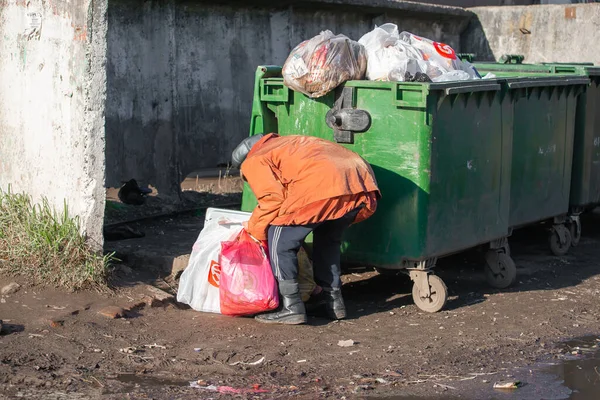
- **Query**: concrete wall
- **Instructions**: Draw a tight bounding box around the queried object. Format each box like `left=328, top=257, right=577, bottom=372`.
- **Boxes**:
left=462, top=3, right=600, bottom=63
left=0, top=0, right=107, bottom=249
left=105, top=0, right=472, bottom=197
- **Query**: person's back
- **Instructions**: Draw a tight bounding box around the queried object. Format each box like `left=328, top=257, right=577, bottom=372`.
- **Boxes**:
left=242, top=134, right=379, bottom=239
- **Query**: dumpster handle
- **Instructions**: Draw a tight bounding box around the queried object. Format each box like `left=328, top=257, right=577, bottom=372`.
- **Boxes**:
left=552, top=66, right=578, bottom=74
left=443, top=83, right=501, bottom=95
left=260, top=78, right=289, bottom=102
left=394, top=83, right=428, bottom=109
left=499, top=54, right=525, bottom=64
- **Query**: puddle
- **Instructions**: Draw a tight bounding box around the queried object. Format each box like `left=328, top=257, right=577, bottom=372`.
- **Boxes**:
left=116, top=374, right=188, bottom=387
left=368, top=335, right=600, bottom=400
left=543, top=335, right=600, bottom=399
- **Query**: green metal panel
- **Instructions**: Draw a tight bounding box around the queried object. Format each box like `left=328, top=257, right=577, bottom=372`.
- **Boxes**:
left=569, top=73, right=600, bottom=208
left=473, top=65, right=588, bottom=227
left=474, top=62, right=600, bottom=209
left=241, top=66, right=512, bottom=268
left=538, top=66, right=600, bottom=210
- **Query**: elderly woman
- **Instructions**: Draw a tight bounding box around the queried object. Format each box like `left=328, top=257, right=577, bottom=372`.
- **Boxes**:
left=231, top=133, right=380, bottom=325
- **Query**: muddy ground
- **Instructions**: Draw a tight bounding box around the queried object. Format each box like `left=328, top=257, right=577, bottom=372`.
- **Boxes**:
left=2, top=209, right=600, bottom=399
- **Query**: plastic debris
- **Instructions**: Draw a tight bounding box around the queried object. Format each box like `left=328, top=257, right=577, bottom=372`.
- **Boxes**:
left=229, top=356, right=265, bottom=366
left=493, top=381, right=522, bottom=390
left=338, top=339, right=355, bottom=347
left=189, top=382, right=269, bottom=394
left=143, top=343, right=166, bottom=350
left=119, top=347, right=139, bottom=354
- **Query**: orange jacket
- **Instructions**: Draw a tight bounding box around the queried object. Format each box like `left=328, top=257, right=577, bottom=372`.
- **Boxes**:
left=241, top=134, right=380, bottom=240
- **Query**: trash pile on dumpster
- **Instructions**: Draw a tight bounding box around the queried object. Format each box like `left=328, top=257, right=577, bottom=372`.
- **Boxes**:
left=282, top=23, right=487, bottom=98
left=282, top=30, right=367, bottom=98
left=358, top=23, right=480, bottom=83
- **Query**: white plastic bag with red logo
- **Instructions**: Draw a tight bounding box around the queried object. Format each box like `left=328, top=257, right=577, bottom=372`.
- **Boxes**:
left=176, top=208, right=250, bottom=313
left=358, top=24, right=480, bottom=82
left=219, top=230, right=279, bottom=316
left=398, top=31, right=480, bottom=81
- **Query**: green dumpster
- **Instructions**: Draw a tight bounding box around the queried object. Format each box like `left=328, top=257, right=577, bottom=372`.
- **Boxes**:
left=474, top=62, right=589, bottom=255
left=543, top=64, right=600, bottom=247
left=241, top=66, right=516, bottom=312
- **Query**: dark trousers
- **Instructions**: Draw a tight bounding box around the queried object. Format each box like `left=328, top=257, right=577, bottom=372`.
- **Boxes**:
left=267, top=208, right=361, bottom=290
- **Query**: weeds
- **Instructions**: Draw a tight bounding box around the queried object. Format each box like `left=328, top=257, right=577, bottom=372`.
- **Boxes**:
left=0, top=188, right=111, bottom=291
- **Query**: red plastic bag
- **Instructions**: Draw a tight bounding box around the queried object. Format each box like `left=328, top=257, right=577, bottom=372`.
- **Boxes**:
left=219, top=230, right=279, bottom=316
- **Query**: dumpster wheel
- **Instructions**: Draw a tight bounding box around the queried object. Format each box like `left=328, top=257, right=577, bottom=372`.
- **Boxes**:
left=484, top=252, right=517, bottom=289
left=411, top=275, right=448, bottom=313
left=549, top=225, right=572, bottom=256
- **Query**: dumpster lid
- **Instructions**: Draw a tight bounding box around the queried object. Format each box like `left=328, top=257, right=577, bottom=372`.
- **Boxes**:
left=503, top=76, right=590, bottom=89
left=539, top=63, right=600, bottom=76
left=346, top=79, right=502, bottom=94
left=428, top=80, right=501, bottom=95
left=475, top=62, right=600, bottom=77
left=474, top=62, right=554, bottom=74
left=581, top=67, right=600, bottom=76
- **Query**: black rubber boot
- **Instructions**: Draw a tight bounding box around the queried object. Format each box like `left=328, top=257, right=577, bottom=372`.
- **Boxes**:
left=305, top=288, right=346, bottom=320
left=255, top=280, right=307, bottom=325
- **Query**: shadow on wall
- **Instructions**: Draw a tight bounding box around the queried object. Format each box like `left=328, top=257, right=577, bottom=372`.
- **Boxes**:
left=103, top=0, right=474, bottom=200
left=460, top=15, right=496, bottom=62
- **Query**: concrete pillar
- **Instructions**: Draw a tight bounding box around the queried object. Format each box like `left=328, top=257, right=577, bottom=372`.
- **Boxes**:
left=0, top=0, right=107, bottom=249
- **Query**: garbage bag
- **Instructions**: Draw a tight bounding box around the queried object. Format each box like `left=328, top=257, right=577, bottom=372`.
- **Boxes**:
left=359, top=23, right=427, bottom=81
left=177, top=216, right=245, bottom=314
left=283, top=30, right=367, bottom=98
left=219, top=230, right=279, bottom=316
left=359, top=24, right=481, bottom=82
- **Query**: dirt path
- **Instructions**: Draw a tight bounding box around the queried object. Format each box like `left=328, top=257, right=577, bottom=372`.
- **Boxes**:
left=2, top=214, right=600, bottom=399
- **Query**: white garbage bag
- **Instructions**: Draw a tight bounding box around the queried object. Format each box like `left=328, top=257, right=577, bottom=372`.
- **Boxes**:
left=359, top=23, right=426, bottom=81
left=359, top=24, right=482, bottom=82
left=177, top=208, right=249, bottom=313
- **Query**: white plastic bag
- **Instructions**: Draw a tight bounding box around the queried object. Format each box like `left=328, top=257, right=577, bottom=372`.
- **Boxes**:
left=177, top=208, right=250, bottom=313
left=359, top=24, right=426, bottom=81
left=432, top=70, right=472, bottom=82
left=399, top=31, right=481, bottom=81
left=359, top=24, right=482, bottom=83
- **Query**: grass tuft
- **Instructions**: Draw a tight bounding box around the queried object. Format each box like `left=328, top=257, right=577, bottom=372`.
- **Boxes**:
left=0, top=187, right=112, bottom=291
